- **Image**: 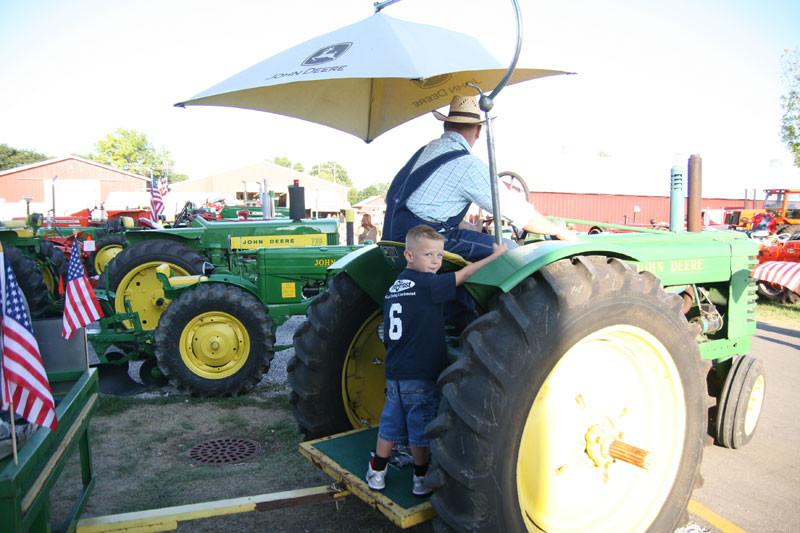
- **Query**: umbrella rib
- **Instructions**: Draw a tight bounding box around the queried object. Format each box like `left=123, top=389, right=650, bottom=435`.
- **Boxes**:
left=367, top=77, right=376, bottom=142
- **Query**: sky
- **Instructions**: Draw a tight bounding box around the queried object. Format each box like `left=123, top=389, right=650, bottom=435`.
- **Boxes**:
left=1, top=0, right=798, bottom=200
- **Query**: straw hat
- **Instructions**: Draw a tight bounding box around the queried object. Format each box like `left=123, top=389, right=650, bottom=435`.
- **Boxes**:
left=433, top=95, right=485, bottom=124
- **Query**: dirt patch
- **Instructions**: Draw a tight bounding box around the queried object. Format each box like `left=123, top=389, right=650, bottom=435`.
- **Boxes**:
left=49, top=382, right=435, bottom=533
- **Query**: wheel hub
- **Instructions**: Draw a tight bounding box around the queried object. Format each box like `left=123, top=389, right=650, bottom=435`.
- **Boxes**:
left=180, top=311, right=250, bottom=379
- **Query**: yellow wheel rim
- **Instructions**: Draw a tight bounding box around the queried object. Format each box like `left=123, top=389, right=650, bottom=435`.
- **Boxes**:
left=41, top=267, right=56, bottom=294
left=179, top=311, right=250, bottom=379
left=115, top=261, right=191, bottom=330
left=517, top=325, right=686, bottom=532
left=94, top=244, right=124, bottom=275
left=342, top=309, right=386, bottom=428
left=744, top=374, right=765, bottom=436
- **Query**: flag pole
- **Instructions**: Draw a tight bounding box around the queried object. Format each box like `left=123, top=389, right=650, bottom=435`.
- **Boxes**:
left=9, top=395, right=18, bottom=465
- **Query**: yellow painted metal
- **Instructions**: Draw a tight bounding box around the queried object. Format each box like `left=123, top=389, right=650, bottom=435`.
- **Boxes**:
left=229, top=234, right=327, bottom=249
left=93, top=244, right=124, bottom=275
left=76, top=484, right=347, bottom=533
left=744, top=374, right=765, bottom=436
left=179, top=311, right=250, bottom=380
left=516, top=325, right=686, bottom=532
left=342, top=309, right=386, bottom=429
left=41, top=266, right=57, bottom=294
left=299, top=429, right=435, bottom=529
left=115, top=261, right=192, bottom=330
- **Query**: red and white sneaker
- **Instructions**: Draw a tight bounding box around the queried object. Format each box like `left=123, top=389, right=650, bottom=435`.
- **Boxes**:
left=366, top=461, right=386, bottom=491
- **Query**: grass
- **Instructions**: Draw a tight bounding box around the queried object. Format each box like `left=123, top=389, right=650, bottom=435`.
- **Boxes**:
left=756, top=300, right=800, bottom=329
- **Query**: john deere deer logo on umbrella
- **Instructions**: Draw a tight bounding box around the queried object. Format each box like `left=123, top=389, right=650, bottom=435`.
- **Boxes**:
left=302, top=43, right=352, bottom=66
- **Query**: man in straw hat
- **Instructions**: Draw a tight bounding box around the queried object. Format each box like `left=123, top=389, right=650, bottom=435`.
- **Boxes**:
left=383, top=94, right=576, bottom=261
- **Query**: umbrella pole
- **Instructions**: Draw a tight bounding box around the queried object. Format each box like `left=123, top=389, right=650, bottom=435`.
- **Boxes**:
left=470, top=0, right=523, bottom=246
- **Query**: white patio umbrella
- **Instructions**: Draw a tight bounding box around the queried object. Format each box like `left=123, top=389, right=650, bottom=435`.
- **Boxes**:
left=175, top=11, right=566, bottom=142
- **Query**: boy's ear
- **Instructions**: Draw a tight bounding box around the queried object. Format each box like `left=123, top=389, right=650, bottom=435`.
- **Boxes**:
left=403, top=249, right=413, bottom=263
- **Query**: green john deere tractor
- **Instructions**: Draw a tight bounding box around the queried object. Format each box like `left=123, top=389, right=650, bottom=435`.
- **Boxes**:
left=287, top=213, right=764, bottom=531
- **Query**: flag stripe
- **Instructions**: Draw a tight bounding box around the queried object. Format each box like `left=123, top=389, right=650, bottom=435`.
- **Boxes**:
left=62, top=239, right=104, bottom=340
left=1, top=252, right=58, bottom=431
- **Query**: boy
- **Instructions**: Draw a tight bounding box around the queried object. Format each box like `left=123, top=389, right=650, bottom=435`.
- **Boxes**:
left=366, top=224, right=508, bottom=496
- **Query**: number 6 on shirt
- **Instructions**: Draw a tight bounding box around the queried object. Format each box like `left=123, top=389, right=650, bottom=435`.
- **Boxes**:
left=388, top=302, right=402, bottom=340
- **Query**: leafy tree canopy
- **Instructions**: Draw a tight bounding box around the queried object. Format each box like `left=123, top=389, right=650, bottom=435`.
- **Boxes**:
left=0, top=144, right=49, bottom=171
left=780, top=48, right=800, bottom=167
left=89, top=128, right=176, bottom=181
left=272, top=156, right=291, bottom=167
left=309, top=161, right=352, bottom=188
left=349, top=182, right=390, bottom=205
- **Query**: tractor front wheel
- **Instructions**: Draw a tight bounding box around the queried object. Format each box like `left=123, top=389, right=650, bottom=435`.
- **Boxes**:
left=426, top=256, right=708, bottom=532
left=289, top=272, right=384, bottom=439
left=154, top=283, right=274, bottom=397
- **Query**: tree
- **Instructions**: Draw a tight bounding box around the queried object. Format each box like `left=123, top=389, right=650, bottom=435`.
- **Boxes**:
left=90, top=128, right=176, bottom=181
left=309, top=161, right=353, bottom=188
left=272, top=156, right=292, bottom=167
left=349, top=182, right=390, bottom=205
left=780, top=48, right=800, bottom=167
left=293, top=161, right=305, bottom=173
left=0, top=144, right=49, bottom=171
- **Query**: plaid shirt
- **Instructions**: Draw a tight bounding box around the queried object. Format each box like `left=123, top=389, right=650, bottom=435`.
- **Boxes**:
left=406, top=131, right=534, bottom=225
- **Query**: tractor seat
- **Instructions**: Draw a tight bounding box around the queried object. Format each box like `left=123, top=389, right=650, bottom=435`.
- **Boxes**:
left=377, top=240, right=469, bottom=272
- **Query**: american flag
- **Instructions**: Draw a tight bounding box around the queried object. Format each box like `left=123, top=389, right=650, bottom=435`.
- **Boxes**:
left=149, top=170, right=165, bottom=222
left=157, top=173, right=169, bottom=197
left=0, top=250, right=57, bottom=431
left=62, top=239, right=103, bottom=340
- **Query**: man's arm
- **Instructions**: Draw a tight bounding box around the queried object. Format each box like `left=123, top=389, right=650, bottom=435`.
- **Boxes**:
left=522, top=210, right=578, bottom=241
left=454, top=242, right=509, bottom=286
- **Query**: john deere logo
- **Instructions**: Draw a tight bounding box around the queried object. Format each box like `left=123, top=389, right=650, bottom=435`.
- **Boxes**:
left=412, top=74, right=452, bottom=89
left=302, top=43, right=352, bottom=66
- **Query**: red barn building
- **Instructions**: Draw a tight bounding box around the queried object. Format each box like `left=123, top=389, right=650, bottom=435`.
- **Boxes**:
left=0, top=156, right=149, bottom=218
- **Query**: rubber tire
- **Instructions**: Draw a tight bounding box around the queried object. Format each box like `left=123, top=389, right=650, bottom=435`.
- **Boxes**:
left=106, top=239, right=207, bottom=330
left=154, top=283, right=274, bottom=397
left=775, top=223, right=800, bottom=239
left=716, top=355, right=766, bottom=449
left=756, top=281, right=788, bottom=302
left=36, top=240, right=68, bottom=296
left=85, top=235, right=128, bottom=276
left=425, top=256, right=707, bottom=533
left=3, top=243, right=49, bottom=318
left=288, top=272, right=380, bottom=439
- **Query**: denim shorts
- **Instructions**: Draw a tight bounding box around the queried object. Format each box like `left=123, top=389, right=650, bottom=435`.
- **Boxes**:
left=377, top=379, right=440, bottom=448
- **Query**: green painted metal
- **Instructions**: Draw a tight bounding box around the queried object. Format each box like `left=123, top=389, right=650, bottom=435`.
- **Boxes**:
left=0, top=367, right=99, bottom=533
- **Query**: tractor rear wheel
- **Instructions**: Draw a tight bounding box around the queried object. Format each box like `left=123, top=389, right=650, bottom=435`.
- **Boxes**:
left=36, top=240, right=68, bottom=296
left=85, top=235, right=127, bottom=276
left=3, top=243, right=49, bottom=318
left=154, top=283, right=274, bottom=397
left=426, top=256, right=708, bottom=532
left=106, top=239, right=207, bottom=330
left=288, top=272, right=384, bottom=439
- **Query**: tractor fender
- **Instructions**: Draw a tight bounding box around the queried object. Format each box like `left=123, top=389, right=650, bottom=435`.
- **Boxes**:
left=327, top=244, right=398, bottom=306
left=160, top=272, right=261, bottom=303
left=328, top=241, right=646, bottom=308
left=467, top=240, right=643, bottom=295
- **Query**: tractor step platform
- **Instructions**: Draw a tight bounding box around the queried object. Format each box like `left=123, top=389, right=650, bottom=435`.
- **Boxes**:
left=299, top=427, right=436, bottom=529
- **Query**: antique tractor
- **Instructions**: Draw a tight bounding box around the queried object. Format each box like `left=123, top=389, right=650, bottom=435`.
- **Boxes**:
left=287, top=218, right=764, bottom=531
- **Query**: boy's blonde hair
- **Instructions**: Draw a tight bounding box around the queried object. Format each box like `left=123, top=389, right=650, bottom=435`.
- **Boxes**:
left=406, top=224, right=444, bottom=251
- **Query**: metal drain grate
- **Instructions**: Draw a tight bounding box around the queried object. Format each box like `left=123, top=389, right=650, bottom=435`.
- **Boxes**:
left=186, top=438, right=261, bottom=465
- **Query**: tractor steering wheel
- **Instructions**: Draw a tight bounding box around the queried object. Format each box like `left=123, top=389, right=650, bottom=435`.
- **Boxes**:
left=175, top=201, right=195, bottom=226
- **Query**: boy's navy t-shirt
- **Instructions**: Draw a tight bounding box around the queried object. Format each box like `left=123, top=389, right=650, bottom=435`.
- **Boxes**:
left=383, top=268, right=457, bottom=381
